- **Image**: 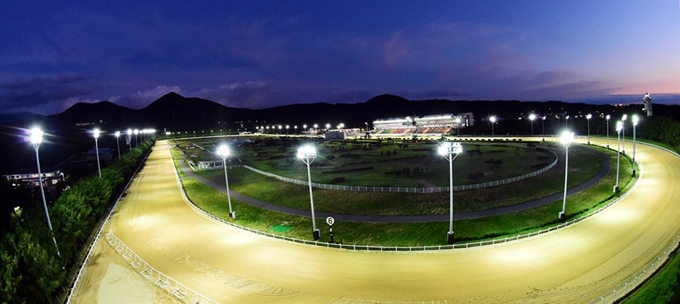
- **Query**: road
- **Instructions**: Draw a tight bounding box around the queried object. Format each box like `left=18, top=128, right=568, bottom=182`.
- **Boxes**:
left=69, top=137, right=680, bottom=303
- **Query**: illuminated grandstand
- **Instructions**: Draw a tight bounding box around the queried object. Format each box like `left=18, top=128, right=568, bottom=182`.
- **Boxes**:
left=372, top=113, right=474, bottom=136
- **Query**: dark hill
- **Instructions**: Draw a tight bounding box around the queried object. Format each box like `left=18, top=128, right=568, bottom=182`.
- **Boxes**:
left=50, top=101, right=135, bottom=126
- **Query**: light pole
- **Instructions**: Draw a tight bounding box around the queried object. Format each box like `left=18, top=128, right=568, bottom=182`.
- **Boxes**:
left=586, top=114, right=592, bottom=144
left=438, top=141, right=463, bottom=244
left=632, top=115, right=639, bottom=176
left=559, top=130, right=574, bottom=221
left=134, top=129, right=139, bottom=147
left=298, top=145, right=320, bottom=240
left=93, top=128, right=102, bottom=178
left=127, top=129, right=132, bottom=152
left=606, top=115, right=611, bottom=148
left=614, top=121, right=623, bottom=193
left=529, top=113, right=536, bottom=136
left=455, top=117, right=461, bottom=136
left=286, top=125, right=289, bottom=134
left=29, top=128, right=61, bottom=256
left=217, top=144, right=235, bottom=219
left=542, top=116, right=546, bottom=140
left=621, top=114, right=627, bottom=154
left=114, top=131, right=121, bottom=160
left=489, top=116, right=496, bottom=136
left=294, top=125, right=298, bottom=134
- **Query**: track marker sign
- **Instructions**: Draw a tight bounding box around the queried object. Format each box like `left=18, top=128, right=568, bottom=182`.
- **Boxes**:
left=326, top=216, right=335, bottom=227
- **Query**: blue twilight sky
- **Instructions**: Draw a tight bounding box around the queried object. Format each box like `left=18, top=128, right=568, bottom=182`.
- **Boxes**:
left=0, top=0, right=678, bottom=115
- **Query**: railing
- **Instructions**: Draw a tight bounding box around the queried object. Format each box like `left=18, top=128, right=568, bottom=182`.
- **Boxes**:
left=171, top=149, right=640, bottom=252
left=66, top=144, right=153, bottom=303
left=105, top=231, right=219, bottom=304
left=190, top=141, right=557, bottom=193
left=174, top=137, right=680, bottom=303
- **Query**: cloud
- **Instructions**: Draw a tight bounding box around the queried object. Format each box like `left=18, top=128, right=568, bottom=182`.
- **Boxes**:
left=118, top=85, right=182, bottom=109
left=0, top=75, right=92, bottom=111
left=190, top=82, right=284, bottom=109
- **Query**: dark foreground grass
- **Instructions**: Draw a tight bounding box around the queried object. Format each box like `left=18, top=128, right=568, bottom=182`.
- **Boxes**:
left=624, top=250, right=680, bottom=303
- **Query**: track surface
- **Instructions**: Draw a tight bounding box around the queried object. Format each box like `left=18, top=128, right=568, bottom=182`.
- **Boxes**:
left=74, top=138, right=680, bottom=303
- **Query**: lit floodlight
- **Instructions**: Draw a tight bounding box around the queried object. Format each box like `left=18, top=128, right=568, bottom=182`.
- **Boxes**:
left=297, top=145, right=317, bottom=159
left=560, top=131, right=574, bottom=147
left=30, top=127, right=43, bottom=145
left=438, top=141, right=463, bottom=244
left=529, top=114, right=536, bottom=121
left=586, top=114, right=592, bottom=120
left=115, top=131, right=120, bottom=137
left=489, top=116, right=496, bottom=123
left=93, top=128, right=100, bottom=139
left=632, top=115, right=639, bottom=126
left=217, top=144, right=230, bottom=157
left=616, top=121, right=623, bottom=132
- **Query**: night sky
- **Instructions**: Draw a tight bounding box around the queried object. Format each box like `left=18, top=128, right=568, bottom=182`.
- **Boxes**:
left=1, top=1, right=678, bottom=115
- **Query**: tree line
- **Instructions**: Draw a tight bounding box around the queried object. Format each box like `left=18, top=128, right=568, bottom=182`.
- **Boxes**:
left=0, top=139, right=154, bottom=303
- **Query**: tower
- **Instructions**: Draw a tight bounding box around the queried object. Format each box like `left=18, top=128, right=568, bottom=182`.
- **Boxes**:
left=643, top=92, right=653, bottom=117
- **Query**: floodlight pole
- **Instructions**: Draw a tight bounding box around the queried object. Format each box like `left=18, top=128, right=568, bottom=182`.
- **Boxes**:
left=299, top=146, right=320, bottom=240
left=632, top=116, right=638, bottom=176
left=30, top=129, right=61, bottom=257
left=586, top=114, right=592, bottom=144
left=439, top=142, right=462, bottom=244
left=621, top=115, right=627, bottom=154
left=606, top=115, right=611, bottom=148
left=115, top=131, right=121, bottom=160
left=559, top=131, right=573, bottom=221
left=218, top=146, right=235, bottom=219
left=614, top=121, right=622, bottom=193
left=94, top=129, right=101, bottom=178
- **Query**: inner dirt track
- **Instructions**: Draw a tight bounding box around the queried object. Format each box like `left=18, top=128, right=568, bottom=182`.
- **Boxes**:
left=72, top=137, right=680, bottom=303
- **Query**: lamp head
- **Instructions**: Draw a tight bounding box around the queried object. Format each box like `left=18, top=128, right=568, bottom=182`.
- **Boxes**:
left=622, top=114, right=628, bottom=121
left=93, top=128, right=100, bottom=139
left=127, top=129, right=132, bottom=135
left=542, top=116, right=546, bottom=120
left=455, top=117, right=461, bottom=123
left=297, top=145, right=317, bottom=159
left=606, top=115, right=611, bottom=120
left=529, top=114, right=536, bottom=121
left=438, top=142, right=462, bottom=155
left=217, top=144, right=230, bottom=157
left=30, top=127, right=43, bottom=145
left=489, top=116, right=496, bottom=123
left=560, top=131, right=574, bottom=146
left=632, top=115, right=639, bottom=126
left=616, top=121, right=623, bottom=132
left=586, top=114, right=592, bottom=120
left=115, top=131, right=120, bottom=137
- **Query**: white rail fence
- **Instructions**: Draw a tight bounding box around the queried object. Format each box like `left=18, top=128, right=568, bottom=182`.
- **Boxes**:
left=189, top=141, right=558, bottom=193
left=105, top=231, right=219, bottom=304
left=241, top=150, right=558, bottom=193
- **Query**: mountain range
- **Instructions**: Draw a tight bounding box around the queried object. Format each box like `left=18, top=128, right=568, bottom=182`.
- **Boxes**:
left=4, top=92, right=679, bottom=130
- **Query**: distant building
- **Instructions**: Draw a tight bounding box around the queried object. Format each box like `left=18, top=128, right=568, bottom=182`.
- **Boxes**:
left=3, top=167, right=65, bottom=188
left=372, top=113, right=474, bottom=136
left=324, top=131, right=347, bottom=140
left=643, top=93, right=653, bottom=117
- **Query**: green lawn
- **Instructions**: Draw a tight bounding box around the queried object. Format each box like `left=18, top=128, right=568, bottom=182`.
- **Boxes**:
left=174, top=144, right=636, bottom=246
left=624, top=251, right=680, bottom=303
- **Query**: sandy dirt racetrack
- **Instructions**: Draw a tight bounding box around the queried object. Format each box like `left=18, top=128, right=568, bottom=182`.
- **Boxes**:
left=72, top=138, right=680, bottom=303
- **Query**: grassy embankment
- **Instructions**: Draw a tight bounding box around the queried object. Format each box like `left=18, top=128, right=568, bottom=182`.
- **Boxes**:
left=174, top=141, right=634, bottom=246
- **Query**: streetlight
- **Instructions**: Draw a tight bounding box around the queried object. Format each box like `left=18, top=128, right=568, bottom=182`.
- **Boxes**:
left=614, top=121, right=623, bottom=193
left=325, top=123, right=331, bottom=130
left=621, top=114, right=628, bottom=154
left=438, top=141, right=463, bottom=244
left=286, top=125, right=289, bottom=134
left=93, top=128, right=102, bottom=178
left=586, top=114, right=592, bottom=144
left=541, top=116, right=546, bottom=140
left=632, top=115, right=639, bottom=176
left=455, top=117, right=461, bottom=136
left=278, top=125, right=282, bottom=134
left=297, top=145, right=320, bottom=240
left=558, top=130, right=574, bottom=221
left=127, top=129, right=132, bottom=152
left=294, top=125, right=298, bottom=134
left=134, top=129, right=139, bottom=146
left=489, top=116, right=496, bottom=136
left=114, top=131, right=121, bottom=160
left=29, top=127, right=61, bottom=256
left=528, top=113, right=536, bottom=136
left=606, top=115, right=611, bottom=148
left=217, top=144, right=235, bottom=219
